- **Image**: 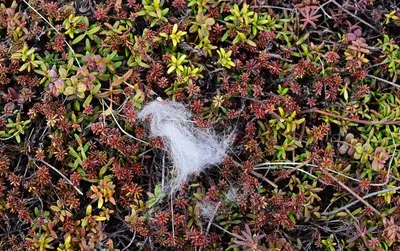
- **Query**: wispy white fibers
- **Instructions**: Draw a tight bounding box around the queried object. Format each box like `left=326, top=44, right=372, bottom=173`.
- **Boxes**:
left=138, top=100, right=229, bottom=193
left=224, top=186, right=238, bottom=203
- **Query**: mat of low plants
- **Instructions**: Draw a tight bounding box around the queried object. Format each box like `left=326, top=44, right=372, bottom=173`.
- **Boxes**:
left=1, top=0, right=400, bottom=250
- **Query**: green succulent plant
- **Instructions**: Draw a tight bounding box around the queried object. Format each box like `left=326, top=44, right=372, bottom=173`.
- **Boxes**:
left=217, top=48, right=235, bottom=69
left=160, top=24, right=187, bottom=48
left=136, top=0, right=169, bottom=27
left=0, top=113, right=31, bottom=143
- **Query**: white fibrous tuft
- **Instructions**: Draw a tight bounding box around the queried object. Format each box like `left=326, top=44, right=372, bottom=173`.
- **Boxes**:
left=198, top=201, right=219, bottom=220
left=224, top=186, right=238, bottom=203
left=138, top=100, right=229, bottom=193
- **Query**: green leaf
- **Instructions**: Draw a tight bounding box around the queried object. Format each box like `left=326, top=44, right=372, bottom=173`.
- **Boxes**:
left=138, top=61, right=150, bottom=68
left=99, top=164, right=108, bottom=178
left=135, top=10, right=146, bottom=16
left=221, top=31, right=229, bottom=42
left=83, top=141, right=90, bottom=153
left=94, top=216, right=107, bottom=221
left=83, top=94, right=93, bottom=107
left=69, top=146, right=80, bottom=158
left=86, top=205, right=92, bottom=215
left=74, top=100, right=81, bottom=111
left=72, top=34, right=86, bottom=45
left=34, top=207, right=39, bottom=216
left=81, top=217, right=89, bottom=227
left=50, top=205, right=61, bottom=212
left=245, top=39, right=257, bottom=47
left=34, top=70, right=46, bottom=76
left=85, top=38, right=91, bottom=51
left=98, top=197, right=104, bottom=209
left=147, top=198, right=158, bottom=208
left=193, top=193, right=202, bottom=200
left=19, top=63, right=29, bottom=72
left=27, top=48, right=36, bottom=56
left=91, top=84, right=101, bottom=95
left=15, top=134, right=21, bottom=143
left=74, top=134, right=83, bottom=146
left=167, top=65, right=176, bottom=74
left=64, top=86, right=75, bottom=96
left=87, top=26, right=101, bottom=35
left=237, top=32, right=246, bottom=40
left=232, top=35, right=240, bottom=44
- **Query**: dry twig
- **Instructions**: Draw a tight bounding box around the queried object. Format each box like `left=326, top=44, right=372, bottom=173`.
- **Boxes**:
left=367, top=74, right=400, bottom=89
left=31, top=158, right=84, bottom=196
left=322, top=186, right=400, bottom=216
left=23, top=0, right=82, bottom=67
left=319, top=167, right=381, bottom=217
left=302, top=108, right=400, bottom=125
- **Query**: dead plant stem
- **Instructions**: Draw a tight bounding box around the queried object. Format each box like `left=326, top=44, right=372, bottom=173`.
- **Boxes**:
left=319, top=167, right=381, bottom=217
left=302, top=108, right=400, bottom=125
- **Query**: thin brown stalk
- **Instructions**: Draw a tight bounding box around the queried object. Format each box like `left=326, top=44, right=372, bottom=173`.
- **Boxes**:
left=23, top=0, right=82, bottom=67
left=32, top=158, right=83, bottom=196
left=273, top=161, right=309, bottom=183
left=233, top=160, right=278, bottom=188
left=322, top=186, right=400, bottom=216
left=330, top=0, right=380, bottom=33
left=319, top=167, right=381, bottom=217
left=250, top=5, right=293, bottom=11
left=302, top=108, right=400, bottom=125
left=367, top=74, right=400, bottom=88
left=250, top=170, right=278, bottom=189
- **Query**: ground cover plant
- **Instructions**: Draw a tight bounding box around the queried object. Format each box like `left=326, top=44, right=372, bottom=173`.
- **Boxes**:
left=1, top=0, right=400, bottom=250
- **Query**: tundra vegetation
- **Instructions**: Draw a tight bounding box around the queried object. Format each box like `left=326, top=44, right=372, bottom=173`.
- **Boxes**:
left=1, top=0, right=400, bottom=250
